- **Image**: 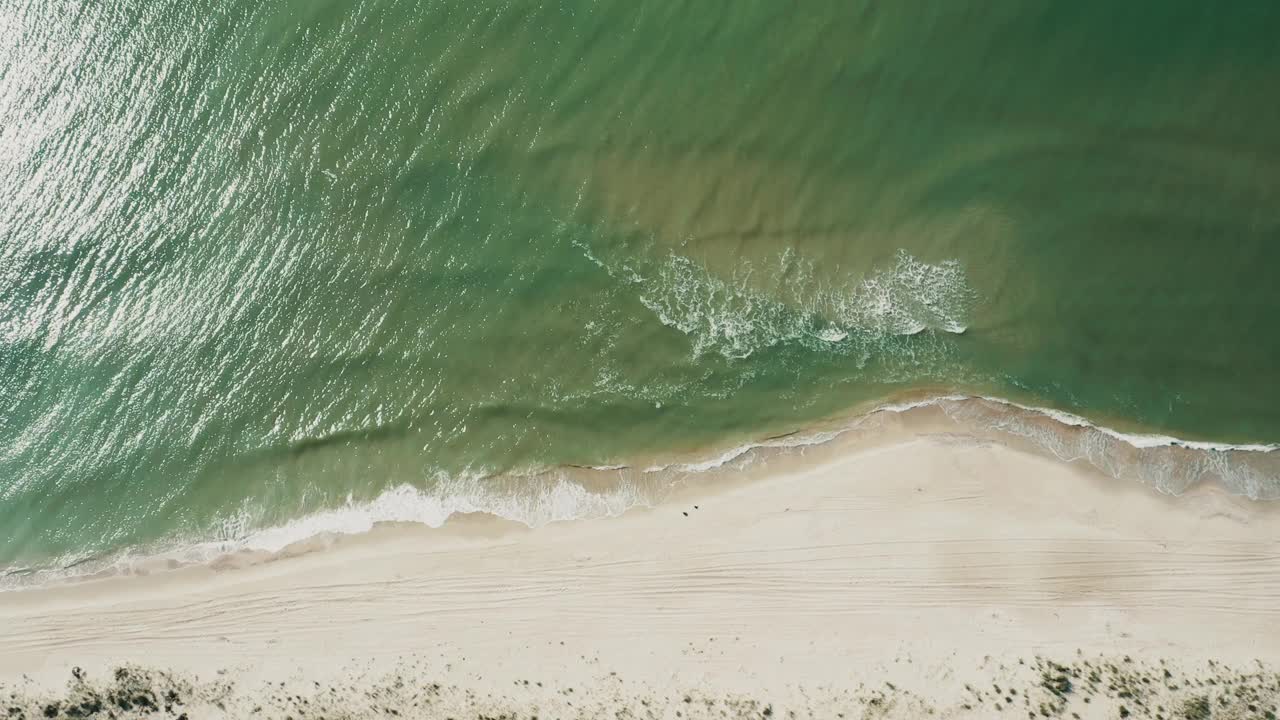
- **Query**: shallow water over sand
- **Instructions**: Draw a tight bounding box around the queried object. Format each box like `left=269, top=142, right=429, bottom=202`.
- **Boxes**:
left=3, top=0, right=1279, bottom=572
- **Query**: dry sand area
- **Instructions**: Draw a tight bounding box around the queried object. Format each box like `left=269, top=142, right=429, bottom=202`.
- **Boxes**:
left=2, top=428, right=1279, bottom=718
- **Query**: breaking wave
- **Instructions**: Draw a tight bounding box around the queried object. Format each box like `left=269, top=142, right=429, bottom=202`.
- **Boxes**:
left=576, top=242, right=975, bottom=359
left=3, top=392, right=1275, bottom=592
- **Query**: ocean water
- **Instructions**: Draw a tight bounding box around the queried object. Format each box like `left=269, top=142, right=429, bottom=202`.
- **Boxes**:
left=3, top=0, right=1280, bottom=580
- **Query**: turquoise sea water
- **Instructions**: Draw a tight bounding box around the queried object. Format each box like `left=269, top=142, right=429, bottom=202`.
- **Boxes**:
left=3, top=0, right=1279, bottom=578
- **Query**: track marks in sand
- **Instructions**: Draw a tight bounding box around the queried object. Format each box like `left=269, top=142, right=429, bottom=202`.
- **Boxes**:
left=2, top=438, right=1278, bottom=685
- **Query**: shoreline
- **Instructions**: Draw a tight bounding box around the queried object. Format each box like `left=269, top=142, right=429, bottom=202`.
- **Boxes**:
left=2, top=423, right=1279, bottom=717
left=3, top=391, right=1278, bottom=593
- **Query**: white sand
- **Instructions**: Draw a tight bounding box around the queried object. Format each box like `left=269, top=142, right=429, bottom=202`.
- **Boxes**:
left=2, top=429, right=1278, bottom=718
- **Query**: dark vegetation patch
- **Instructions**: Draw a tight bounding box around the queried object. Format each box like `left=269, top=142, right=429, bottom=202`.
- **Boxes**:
left=0, top=655, right=1276, bottom=719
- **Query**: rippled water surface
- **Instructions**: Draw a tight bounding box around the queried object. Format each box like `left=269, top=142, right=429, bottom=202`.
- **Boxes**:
left=3, top=1, right=1279, bottom=572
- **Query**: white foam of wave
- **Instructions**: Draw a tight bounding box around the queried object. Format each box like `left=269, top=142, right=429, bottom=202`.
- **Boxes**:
left=1015, top=406, right=1274, bottom=453
left=958, top=395, right=1276, bottom=453
left=645, top=427, right=849, bottom=474
left=233, top=473, right=648, bottom=554
left=871, top=394, right=972, bottom=414
left=0, top=472, right=655, bottom=591
left=222, top=395, right=1275, bottom=561
left=635, top=253, right=800, bottom=359
left=6, top=393, right=1274, bottom=592
left=869, top=393, right=1276, bottom=453
left=578, top=240, right=975, bottom=360
left=817, top=326, right=848, bottom=342
left=829, top=250, right=974, bottom=338
left=870, top=394, right=1279, bottom=499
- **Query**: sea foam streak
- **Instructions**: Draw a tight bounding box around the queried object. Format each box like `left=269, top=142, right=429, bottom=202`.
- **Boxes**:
left=576, top=241, right=974, bottom=359
left=0, top=473, right=654, bottom=591
left=2, top=393, right=1276, bottom=591
left=890, top=395, right=1280, bottom=500
left=235, top=474, right=646, bottom=553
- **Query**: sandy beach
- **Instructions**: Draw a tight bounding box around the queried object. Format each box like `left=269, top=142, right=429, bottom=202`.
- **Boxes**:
left=2, top=425, right=1278, bottom=718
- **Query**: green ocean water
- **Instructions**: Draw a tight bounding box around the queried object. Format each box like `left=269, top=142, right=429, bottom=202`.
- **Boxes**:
left=2, top=0, right=1279, bottom=576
